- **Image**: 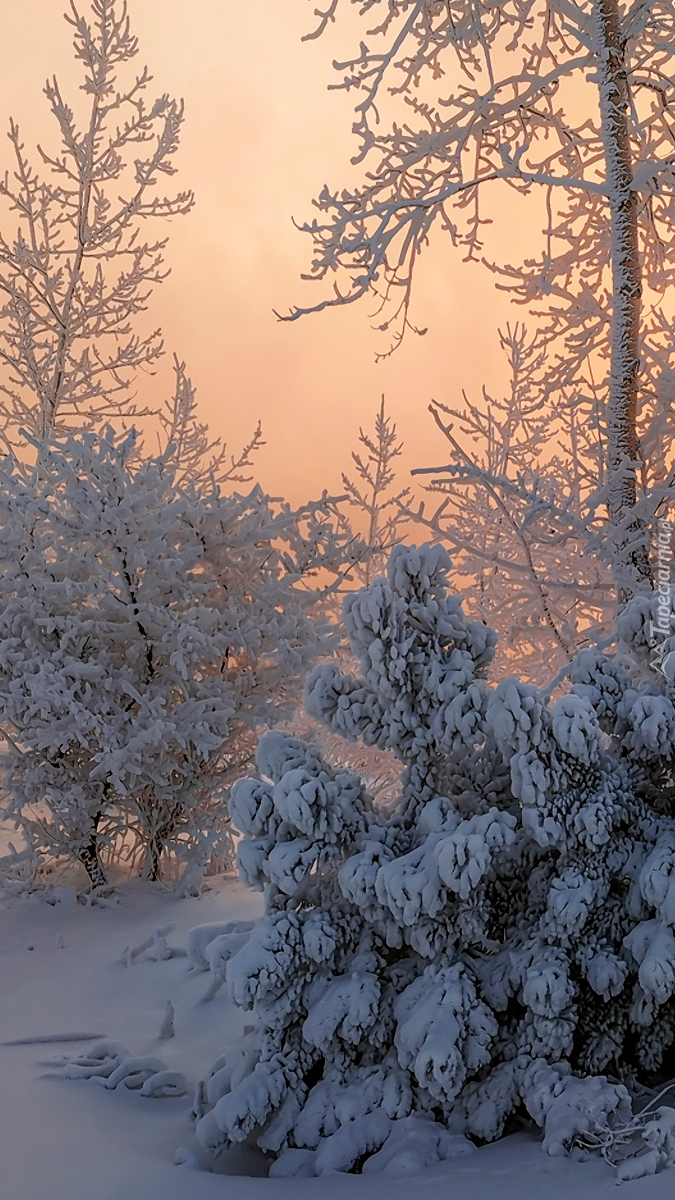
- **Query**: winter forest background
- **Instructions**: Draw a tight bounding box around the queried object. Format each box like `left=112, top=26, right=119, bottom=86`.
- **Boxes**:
left=4, top=0, right=675, bottom=1194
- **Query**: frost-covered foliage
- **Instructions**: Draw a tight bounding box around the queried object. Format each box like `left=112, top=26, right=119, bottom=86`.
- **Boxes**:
left=0, top=841, right=68, bottom=905
left=0, top=428, right=335, bottom=886
left=574, top=1082, right=675, bottom=1183
left=191, top=544, right=675, bottom=1178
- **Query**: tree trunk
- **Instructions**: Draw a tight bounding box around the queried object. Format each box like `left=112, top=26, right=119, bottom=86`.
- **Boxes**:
left=145, top=819, right=174, bottom=882
left=593, top=0, right=652, bottom=603
left=79, top=831, right=106, bottom=888
left=145, top=805, right=184, bottom=882
left=147, top=834, right=163, bottom=883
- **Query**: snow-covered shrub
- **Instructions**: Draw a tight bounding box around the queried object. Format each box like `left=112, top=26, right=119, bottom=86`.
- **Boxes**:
left=191, top=544, right=675, bottom=1178
left=52, top=1040, right=190, bottom=1097
left=0, top=841, right=75, bottom=905
left=0, top=428, right=333, bottom=885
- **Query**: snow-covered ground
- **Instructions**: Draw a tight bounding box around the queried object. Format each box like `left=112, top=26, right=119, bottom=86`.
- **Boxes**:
left=1, top=874, right=673, bottom=1200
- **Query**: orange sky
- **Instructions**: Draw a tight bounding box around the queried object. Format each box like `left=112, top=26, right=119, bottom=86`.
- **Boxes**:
left=0, top=0, right=530, bottom=505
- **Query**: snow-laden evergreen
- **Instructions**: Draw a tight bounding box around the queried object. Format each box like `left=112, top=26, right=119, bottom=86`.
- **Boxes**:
left=190, top=544, right=675, bottom=1177
left=0, top=428, right=334, bottom=886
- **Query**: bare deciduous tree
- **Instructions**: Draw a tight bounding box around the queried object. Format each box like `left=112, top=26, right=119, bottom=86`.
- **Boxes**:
left=0, top=0, right=192, bottom=447
left=289, top=0, right=675, bottom=601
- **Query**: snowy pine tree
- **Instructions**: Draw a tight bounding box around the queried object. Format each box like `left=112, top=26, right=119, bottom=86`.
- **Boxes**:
left=192, top=543, right=675, bottom=1178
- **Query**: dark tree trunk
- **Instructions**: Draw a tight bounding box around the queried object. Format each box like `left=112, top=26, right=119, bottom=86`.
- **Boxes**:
left=145, top=816, right=177, bottom=882
left=147, top=834, right=163, bottom=883
left=594, top=0, right=652, bottom=603
left=79, top=830, right=106, bottom=888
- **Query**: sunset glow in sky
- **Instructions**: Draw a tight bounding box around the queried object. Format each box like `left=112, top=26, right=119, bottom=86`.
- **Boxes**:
left=0, top=0, right=534, bottom=503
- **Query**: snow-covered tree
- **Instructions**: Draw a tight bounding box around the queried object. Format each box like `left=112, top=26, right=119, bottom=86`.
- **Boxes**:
left=407, top=325, right=614, bottom=681
left=289, top=399, right=409, bottom=808
left=0, top=428, right=343, bottom=886
left=156, top=355, right=265, bottom=493
left=287, top=0, right=675, bottom=600
left=0, top=0, right=270, bottom=499
left=190, top=544, right=675, bottom=1179
left=0, top=0, right=192, bottom=446
left=339, top=397, right=409, bottom=588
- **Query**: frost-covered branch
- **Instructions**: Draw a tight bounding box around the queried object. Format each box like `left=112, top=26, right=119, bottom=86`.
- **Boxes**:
left=157, top=356, right=264, bottom=490
left=401, top=326, right=612, bottom=679
left=338, top=396, right=410, bottom=587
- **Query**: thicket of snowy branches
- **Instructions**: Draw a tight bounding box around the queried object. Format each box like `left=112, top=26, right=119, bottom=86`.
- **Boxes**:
left=0, top=427, right=350, bottom=888
left=182, top=543, right=675, bottom=1179
left=405, top=325, right=614, bottom=682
